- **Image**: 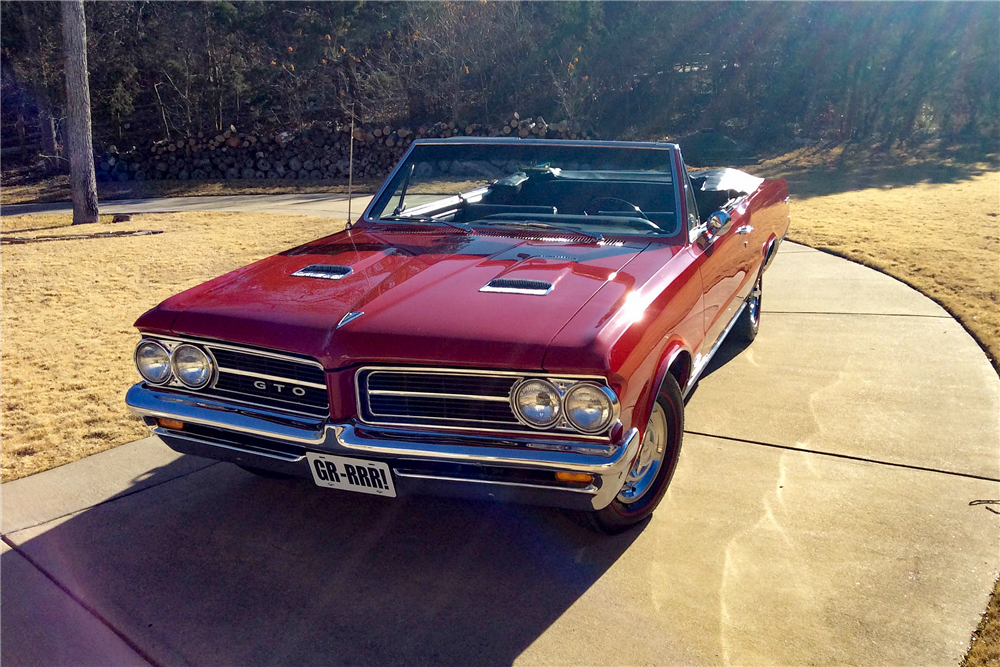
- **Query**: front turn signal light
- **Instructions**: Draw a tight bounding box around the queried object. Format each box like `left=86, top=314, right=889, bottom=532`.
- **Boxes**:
left=156, top=418, right=185, bottom=430
left=555, top=471, right=593, bottom=484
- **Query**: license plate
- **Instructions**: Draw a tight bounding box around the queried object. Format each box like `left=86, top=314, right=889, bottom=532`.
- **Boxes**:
left=306, top=453, right=396, bottom=498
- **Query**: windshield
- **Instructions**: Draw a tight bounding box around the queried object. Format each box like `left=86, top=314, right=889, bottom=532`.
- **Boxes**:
left=367, top=141, right=681, bottom=239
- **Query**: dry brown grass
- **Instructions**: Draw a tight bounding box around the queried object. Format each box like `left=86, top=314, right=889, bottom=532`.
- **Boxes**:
left=783, top=171, right=999, bottom=369
left=966, top=582, right=1000, bottom=667
left=758, top=145, right=999, bottom=667
left=0, top=211, right=345, bottom=482
left=0, top=175, right=381, bottom=206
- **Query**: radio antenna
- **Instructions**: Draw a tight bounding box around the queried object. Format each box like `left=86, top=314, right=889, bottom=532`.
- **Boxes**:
left=347, top=102, right=355, bottom=228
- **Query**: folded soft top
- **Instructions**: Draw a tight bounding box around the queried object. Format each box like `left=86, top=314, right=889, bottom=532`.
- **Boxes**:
left=692, top=168, right=764, bottom=195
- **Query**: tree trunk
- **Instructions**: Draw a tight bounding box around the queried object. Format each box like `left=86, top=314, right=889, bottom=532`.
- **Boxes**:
left=38, top=105, right=59, bottom=174
left=20, top=1, right=61, bottom=173
left=61, top=0, right=99, bottom=224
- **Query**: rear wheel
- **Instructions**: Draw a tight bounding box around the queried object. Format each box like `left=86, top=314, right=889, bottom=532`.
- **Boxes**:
left=584, top=374, right=684, bottom=534
left=733, top=273, right=762, bottom=343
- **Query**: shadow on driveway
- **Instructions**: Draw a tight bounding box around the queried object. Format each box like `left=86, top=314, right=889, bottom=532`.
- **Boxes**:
left=3, top=458, right=640, bottom=666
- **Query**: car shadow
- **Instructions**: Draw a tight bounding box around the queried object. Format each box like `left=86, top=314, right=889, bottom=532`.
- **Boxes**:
left=2, top=457, right=641, bottom=666
left=683, top=330, right=751, bottom=404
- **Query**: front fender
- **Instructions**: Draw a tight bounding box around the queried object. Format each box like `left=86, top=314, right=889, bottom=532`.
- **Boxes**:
left=631, top=337, right=692, bottom=439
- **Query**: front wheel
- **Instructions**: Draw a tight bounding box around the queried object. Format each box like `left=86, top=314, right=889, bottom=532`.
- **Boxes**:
left=583, top=374, right=684, bottom=534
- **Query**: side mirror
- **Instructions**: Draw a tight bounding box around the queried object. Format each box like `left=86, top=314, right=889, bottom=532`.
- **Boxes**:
left=706, top=210, right=732, bottom=236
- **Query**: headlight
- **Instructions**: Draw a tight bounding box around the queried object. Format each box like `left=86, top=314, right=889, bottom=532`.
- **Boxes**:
left=513, top=380, right=561, bottom=427
left=171, top=344, right=214, bottom=389
left=564, top=383, right=615, bottom=433
left=135, top=340, right=171, bottom=384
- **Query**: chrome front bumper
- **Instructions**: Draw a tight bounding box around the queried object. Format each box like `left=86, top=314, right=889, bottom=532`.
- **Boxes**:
left=126, top=384, right=641, bottom=511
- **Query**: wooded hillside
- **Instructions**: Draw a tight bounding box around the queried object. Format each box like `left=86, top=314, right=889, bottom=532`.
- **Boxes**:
left=2, top=1, right=997, bottom=173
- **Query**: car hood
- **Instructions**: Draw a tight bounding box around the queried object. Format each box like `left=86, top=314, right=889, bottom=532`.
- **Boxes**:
left=137, top=226, right=650, bottom=370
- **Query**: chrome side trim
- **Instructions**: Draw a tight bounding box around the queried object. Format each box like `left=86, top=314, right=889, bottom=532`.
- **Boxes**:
left=391, top=471, right=598, bottom=495
left=684, top=299, right=748, bottom=398
left=215, top=367, right=328, bottom=390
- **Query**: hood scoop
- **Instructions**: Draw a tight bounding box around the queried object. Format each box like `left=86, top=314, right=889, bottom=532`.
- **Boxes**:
left=480, top=278, right=553, bottom=296
left=291, top=264, right=352, bottom=280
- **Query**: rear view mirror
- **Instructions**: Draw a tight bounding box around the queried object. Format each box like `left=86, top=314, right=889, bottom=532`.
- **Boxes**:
left=706, top=210, right=732, bottom=236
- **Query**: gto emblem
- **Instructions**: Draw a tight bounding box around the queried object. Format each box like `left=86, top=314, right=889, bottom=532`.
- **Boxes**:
left=253, top=379, right=307, bottom=396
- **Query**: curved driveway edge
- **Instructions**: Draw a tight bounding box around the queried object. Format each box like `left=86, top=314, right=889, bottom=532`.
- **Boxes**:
left=2, top=241, right=998, bottom=666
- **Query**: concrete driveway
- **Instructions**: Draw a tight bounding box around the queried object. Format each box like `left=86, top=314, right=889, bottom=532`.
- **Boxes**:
left=2, top=242, right=998, bottom=666
left=0, top=193, right=376, bottom=219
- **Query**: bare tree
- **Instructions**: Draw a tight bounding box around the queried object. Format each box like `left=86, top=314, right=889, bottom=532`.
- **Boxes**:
left=61, top=0, right=98, bottom=224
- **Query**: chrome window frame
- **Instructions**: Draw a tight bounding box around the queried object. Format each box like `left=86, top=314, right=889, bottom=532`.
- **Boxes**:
left=363, top=138, right=682, bottom=234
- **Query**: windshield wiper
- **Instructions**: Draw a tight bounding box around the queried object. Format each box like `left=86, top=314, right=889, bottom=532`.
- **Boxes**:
left=378, top=214, right=472, bottom=233
left=482, top=220, right=603, bottom=243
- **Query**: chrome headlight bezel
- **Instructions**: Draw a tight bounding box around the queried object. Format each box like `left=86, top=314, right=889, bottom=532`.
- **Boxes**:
left=563, top=382, right=617, bottom=434
left=170, top=343, right=215, bottom=389
left=134, top=339, right=173, bottom=385
left=512, top=379, right=562, bottom=428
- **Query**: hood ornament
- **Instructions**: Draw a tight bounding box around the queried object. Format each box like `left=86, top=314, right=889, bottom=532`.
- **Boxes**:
left=338, top=311, right=364, bottom=328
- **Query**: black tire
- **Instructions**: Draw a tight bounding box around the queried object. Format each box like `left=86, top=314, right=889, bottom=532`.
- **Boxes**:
left=733, top=272, right=762, bottom=343
left=237, top=464, right=295, bottom=480
left=583, top=374, right=684, bottom=535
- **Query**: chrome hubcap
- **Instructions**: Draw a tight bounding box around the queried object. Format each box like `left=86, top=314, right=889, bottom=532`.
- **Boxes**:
left=748, top=279, right=762, bottom=329
left=618, top=402, right=668, bottom=504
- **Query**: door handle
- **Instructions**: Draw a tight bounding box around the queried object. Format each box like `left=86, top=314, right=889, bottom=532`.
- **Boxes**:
left=735, top=225, right=754, bottom=234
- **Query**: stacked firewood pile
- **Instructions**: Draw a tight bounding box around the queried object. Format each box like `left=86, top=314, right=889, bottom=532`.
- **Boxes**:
left=94, top=113, right=594, bottom=183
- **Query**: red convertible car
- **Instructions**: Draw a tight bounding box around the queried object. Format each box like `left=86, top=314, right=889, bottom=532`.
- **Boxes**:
left=127, top=138, right=789, bottom=533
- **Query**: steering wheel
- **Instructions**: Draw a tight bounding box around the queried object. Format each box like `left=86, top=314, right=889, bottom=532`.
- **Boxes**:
left=582, top=197, right=663, bottom=231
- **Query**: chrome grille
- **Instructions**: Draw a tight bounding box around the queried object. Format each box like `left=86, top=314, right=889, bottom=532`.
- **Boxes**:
left=356, top=368, right=612, bottom=439
left=205, top=344, right=328, bottom=416
left=146, top=338, right=329, bottom=417
left=208, top=348, right=326, bottom=385
left=359, top=369, right=520, bottom=428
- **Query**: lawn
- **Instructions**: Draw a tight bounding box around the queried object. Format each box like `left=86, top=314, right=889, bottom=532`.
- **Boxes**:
left=0, top=211, right=346, bottom=481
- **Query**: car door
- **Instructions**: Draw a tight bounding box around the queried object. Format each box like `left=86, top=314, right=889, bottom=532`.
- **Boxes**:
left=694, top=197, right=756, bottom=357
